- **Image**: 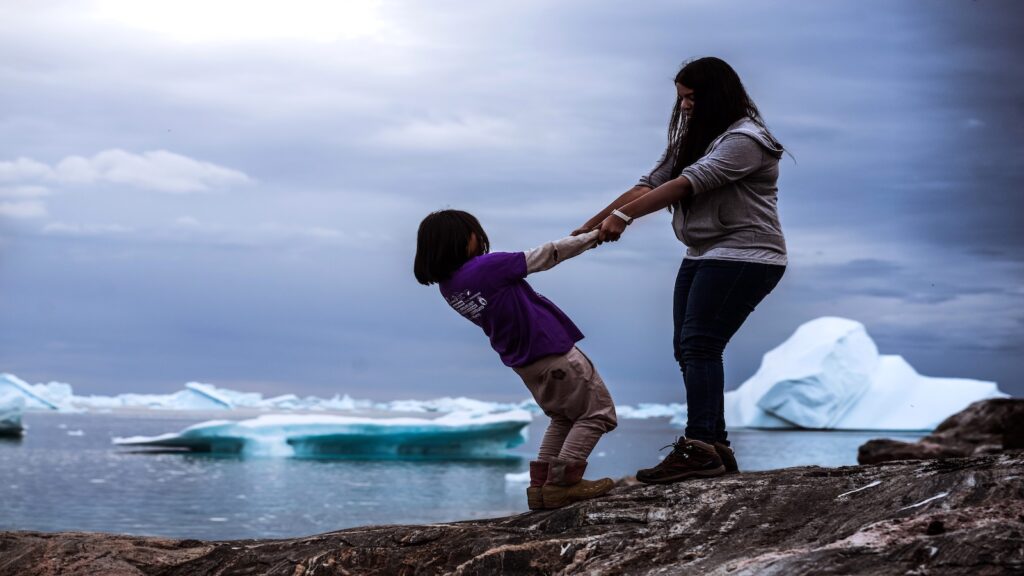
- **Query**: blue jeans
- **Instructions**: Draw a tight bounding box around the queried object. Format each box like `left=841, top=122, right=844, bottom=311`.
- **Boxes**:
left=673, top=258, right=785, bottom=445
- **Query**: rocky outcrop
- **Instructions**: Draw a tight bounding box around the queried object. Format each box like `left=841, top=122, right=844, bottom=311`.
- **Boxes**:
left=3, top=452, right=1023, bottom=575
left=859, top=398, right=1024, bottom=465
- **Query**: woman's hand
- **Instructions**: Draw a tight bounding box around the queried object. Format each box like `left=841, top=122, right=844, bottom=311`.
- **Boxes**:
left=571, top=224, right=595, bottom=236
left=598, top=215, right=627, bottom=243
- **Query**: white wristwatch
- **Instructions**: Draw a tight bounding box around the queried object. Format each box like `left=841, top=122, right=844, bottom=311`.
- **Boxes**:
left=611, top=209, right=633, bottom=225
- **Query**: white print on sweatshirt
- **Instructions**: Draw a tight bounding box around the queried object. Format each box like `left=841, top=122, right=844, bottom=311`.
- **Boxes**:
left=447, top=290, right=488, bottom=320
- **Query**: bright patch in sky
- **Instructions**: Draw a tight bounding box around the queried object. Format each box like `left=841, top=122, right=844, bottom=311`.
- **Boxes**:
left=94, top=0, right=388, bottom=43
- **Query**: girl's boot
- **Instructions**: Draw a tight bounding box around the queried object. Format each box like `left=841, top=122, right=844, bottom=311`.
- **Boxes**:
left=527, top=460, right=549, bottom=511
left=541, top=459, right=614, bottom=509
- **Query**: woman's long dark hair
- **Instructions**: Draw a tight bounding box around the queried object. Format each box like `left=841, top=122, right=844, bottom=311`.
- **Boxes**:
left=665, top=57, right=780, bottom=179
left=414, top=209, right=490, bottom=285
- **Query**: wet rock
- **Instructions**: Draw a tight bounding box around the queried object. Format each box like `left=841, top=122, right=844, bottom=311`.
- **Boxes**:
left=2, top=453, right=1023, bottom=575
left=858, top=398, right=1024, bottom=465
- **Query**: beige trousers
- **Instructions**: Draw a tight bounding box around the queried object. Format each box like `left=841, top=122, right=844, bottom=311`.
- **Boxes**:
left=513, top=346, right=617, bottom=461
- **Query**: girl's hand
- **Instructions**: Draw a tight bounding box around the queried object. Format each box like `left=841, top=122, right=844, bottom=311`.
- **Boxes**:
left=571, top=225, right=594, bottom=236
left=598, top=215, right=627, bottom=243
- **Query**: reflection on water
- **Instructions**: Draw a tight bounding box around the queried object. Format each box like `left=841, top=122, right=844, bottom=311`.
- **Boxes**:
left=0, top=411, right=923, bottom=539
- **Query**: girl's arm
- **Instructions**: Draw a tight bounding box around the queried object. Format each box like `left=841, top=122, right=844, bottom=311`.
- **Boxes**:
left=598, top=177, right=693, bottom=242
left=525, top=230, right=600, bottom=275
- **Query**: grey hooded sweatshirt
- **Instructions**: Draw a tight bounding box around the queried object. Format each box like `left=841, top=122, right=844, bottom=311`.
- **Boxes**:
left=638, top=117, right=787, bottom=265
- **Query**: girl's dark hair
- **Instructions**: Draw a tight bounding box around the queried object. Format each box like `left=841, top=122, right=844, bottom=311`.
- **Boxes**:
left=664, top=57, right=781, bottom=179
left=414, top=209, right=490, bottom=285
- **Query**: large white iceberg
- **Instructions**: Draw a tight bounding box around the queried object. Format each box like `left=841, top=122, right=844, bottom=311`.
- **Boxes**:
left=723, top=317, right=1006, bottom=431
left=0, top=391, right=25, bottom=436
left=113, top=410, right=533, bottom=459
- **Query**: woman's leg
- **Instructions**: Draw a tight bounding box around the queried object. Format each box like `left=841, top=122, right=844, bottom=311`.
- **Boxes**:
left=676, top=260, right=784, bottom=444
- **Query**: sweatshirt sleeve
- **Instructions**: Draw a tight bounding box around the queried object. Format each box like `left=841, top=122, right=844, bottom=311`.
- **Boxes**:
left=679, top=134, right=764, bottom=195
left=524, top=230, right=600, bottom=275
left=637, top=145, right=673, bottom=189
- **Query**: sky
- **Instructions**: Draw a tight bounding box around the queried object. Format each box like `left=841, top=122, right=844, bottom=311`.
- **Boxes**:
left=1, top=0, right=1022, bottom=403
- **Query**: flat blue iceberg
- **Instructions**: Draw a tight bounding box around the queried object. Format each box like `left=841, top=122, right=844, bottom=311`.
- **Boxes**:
left=113, top=410, right=533, bottom=459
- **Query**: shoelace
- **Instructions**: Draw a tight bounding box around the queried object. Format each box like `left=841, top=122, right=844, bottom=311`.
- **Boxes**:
left=657, top=438, right=692, bottom=463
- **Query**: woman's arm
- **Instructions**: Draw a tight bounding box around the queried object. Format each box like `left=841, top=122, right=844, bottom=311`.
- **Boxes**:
left=572, top=185, right=652, bottom=235
left=597, top=177, right=693, bottom=242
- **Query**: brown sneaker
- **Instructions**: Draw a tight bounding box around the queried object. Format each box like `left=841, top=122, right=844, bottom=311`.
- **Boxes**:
left=714, top=442, right=739, bottom=474
left=540, top=459, right=614, bottom=509
left=636, top=438, right=726, bottom=484
left=526, top=460, right=548, bottom=511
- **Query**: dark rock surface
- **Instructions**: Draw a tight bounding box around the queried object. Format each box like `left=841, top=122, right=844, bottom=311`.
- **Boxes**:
left=859, top=398, right=1024, bottom=465
left=3, top=453, right=1023, bottom=575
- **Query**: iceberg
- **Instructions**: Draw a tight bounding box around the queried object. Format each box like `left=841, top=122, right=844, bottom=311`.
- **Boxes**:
left=0, top=391, right=25, bottom=436
left=113, top=410, right=533, bottom=459
left=0, top=373, right=67, bottom=410
left=723, top=317, right=1006, bottom=431
left=617, top=403, right=686, bottom=420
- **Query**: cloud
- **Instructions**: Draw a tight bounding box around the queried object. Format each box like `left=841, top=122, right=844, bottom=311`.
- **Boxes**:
left=42, top=222, right=133, bottom=236
left=373, top=116, right=537, bottom=152
left=0, top=158, right=52, bottom=182
left=0, top=185, right=50, bottom=198
left=0, top=149, right=253, bottom=193
left=0, top=200, right=47, bottom=218
left=94, top=0, right=396, bottom=44
left=38, top=215, right=363, bottom=249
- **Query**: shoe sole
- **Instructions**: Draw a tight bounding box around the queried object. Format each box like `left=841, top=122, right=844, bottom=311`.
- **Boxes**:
left=637, top=465, right=727, bottom=485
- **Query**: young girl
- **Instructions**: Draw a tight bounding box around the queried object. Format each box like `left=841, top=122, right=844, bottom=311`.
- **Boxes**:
left=414, top=209, right=617, bottom=510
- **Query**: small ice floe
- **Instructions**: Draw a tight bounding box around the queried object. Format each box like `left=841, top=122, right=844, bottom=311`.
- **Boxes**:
left=505, top=471, right=531, bottom=484
left=114, top=411, right=533, bottom=459
left=899, top=492, right=950, bottom=511
left=208, top=517, right=228, bottom=522
left=596, top=451, right=607, bottom=458
left=89, top=479, right=106, bottom=484
left=836, top=480, right=882, bottom=499
left=67, top=430, right=85, bottom=436
left=0, top=391, right=25, bottom=436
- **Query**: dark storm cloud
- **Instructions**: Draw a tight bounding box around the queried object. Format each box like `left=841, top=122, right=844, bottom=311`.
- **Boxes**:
left=1, top=1, right=1021, bottom=400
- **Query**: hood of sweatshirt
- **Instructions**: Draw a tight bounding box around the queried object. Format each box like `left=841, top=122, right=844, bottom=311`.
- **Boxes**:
left=710, top=117, right=784, bottom=159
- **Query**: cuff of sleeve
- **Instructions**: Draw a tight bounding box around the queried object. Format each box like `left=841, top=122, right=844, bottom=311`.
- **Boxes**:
left=678, top=170, right=703, bottom=195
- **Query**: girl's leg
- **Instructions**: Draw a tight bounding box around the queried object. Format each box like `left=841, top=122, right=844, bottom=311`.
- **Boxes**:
left=514, top=353, right=588, bottom=461
left=676, top=260, right=784, bottom=443
left=556, top=348, right=617, bottom=461
left=537, top=416, right=572, bottom=461
left=517, top=348, right=616, bottom=461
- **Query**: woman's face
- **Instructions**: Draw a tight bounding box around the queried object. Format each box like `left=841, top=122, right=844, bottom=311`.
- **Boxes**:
left=467, top=232, right=479, bottom=257
left=676, top=83, right=694, bottom=119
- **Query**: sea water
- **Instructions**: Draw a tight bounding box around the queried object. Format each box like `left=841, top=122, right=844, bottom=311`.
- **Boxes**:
left=0, top=411, right=924, bottom=540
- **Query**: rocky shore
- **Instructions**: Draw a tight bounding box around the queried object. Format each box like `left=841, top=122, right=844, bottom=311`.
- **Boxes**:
left=2, top=450, right=1022, bottom=575
left=859, top=398, right=1024, bottom=465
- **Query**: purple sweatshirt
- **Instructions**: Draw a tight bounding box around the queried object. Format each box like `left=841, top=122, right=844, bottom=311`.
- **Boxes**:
left=439, top=232, right=598, bottom=368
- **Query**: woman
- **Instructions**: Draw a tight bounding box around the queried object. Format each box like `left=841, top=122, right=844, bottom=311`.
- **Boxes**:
left=575, top=57, right=787, bottom=483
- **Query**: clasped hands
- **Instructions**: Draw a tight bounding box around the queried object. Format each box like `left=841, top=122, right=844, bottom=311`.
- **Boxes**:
left=571, top=214, right=628, bottom=243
